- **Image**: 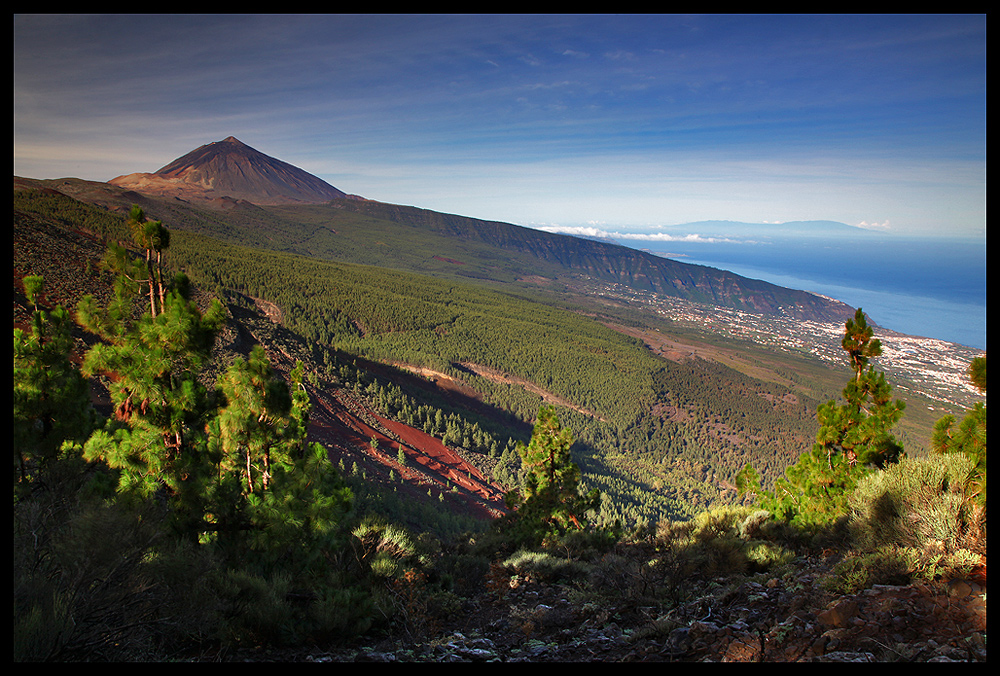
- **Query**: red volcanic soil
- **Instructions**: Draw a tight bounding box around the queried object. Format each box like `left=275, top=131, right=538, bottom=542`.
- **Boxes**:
left=305, top=382, right=508, bottom=524
left=432, top=255, right=465, bottom=265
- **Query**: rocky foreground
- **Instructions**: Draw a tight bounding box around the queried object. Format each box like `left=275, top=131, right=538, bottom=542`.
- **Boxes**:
left=231, top=551, right=986, bottom=663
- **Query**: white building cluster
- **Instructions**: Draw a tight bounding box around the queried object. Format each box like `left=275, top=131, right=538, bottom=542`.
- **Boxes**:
left=582, top=279, right=985, bottom=411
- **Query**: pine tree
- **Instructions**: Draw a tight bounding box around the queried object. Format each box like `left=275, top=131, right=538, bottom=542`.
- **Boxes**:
left=823, top=309, right=906, bottom=468
left=213, top=345, right=299, bottom=494
left=78, top=269, right=225, bottom=525
left=14, top=275, right=95, bottom=493
left=931, top=355, right=986, bottom=504
left=499, top=405, right=601, bottom=546
left=738, top=308, right=905, bottom=527
left=75, top=211, right=356, bottom=588
left=126, top=205, right=170, bottom=317
left=968, top=355, right=987, bottom=392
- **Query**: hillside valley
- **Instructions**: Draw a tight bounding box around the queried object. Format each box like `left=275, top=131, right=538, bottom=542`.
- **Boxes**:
left=13, top=138, right=986, bottom=662
left=9, top=187, right=788, bottom=526
left=14, top=172, right=985, bottom=529
left=13, top=132, right=986, bottom=526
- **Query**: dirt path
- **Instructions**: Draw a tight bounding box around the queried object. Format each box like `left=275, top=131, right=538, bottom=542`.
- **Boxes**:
left=395, top=361, right=602, bottom=420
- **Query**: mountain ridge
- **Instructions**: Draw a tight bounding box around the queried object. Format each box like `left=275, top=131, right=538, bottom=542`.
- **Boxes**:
left=317, top=198, right=858, bottom=323
left=24, top=135, right=857, bottom=324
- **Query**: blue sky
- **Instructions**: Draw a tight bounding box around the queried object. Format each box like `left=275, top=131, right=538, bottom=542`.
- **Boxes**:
left=14, top=14, right=986, bottom=240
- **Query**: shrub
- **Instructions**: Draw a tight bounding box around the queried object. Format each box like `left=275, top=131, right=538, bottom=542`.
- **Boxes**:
left=437, top=550, right=492, bottom=596
left=848, top=454, right=980, bottom=553
left=824, top=542, right=983, bottom=595
left=744, top=540, right=797, bottom=571
left=306, top=585, right=376, bottom=644
left=13, top=495, right=216, bottom=661
left=549, top=526, right=620, bottom=560
left=826, top=454, right=987, bottom=593
left=823, top=547, right=913, bottom=595
left=351, top=516, right=431, bottom=579
left=737, top=509, right=774, bottom=540
left=213, top=569, right=296, bottom=646
left=655, top=506, right=798, bottom=578
left=501, top=549, right=591, bottom=583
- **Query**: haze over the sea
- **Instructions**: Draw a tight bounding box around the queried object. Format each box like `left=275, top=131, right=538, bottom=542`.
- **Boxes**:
left=540, top=219, right=986, bottom=349
left=672, top=253, right=986, bottom=351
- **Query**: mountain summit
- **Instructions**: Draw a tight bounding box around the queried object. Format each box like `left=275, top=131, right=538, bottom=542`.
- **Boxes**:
left=109, top=136, right=348, bottom=205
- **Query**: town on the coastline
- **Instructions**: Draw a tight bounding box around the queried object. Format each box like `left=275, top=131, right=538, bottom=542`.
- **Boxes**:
left=582, top=280, right=985, bottom=411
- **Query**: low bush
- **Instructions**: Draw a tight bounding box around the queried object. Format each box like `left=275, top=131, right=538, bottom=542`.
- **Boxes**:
left=501, top=549, right=591, bottom=583
left=824, top=454, right=987, bottom=594
left=848, top=454, right=982, bottom=554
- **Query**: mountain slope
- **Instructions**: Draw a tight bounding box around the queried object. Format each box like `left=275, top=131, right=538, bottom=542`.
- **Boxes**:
left=109, top=136, right=348, bottom=205
left=13, top=195, right=986, bottom=664
left=57, top=134, right=856, bottom=324
left=306, top=198, right=858, bottom=322
left=12, top=190, right=509, bottom=534
left=14, top=185, right=849, bottom=526
left=18, top=171, right=858, bottom=325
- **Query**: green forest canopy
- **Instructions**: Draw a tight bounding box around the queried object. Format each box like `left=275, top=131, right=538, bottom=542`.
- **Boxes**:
left=13, top=187, right=914, bottom=526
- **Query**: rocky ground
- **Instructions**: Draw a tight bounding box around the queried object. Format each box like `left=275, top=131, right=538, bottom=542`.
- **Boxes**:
left=235, top=550, right=986, bottom=663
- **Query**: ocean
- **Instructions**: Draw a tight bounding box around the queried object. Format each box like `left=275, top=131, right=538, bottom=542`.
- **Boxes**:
left=629, top=237, right=986, bottom=350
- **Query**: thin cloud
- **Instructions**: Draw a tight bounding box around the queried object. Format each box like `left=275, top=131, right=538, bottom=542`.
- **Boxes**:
left=856, top=220, right=892, bottom=231
left=536, top=225, right=750, bottom=244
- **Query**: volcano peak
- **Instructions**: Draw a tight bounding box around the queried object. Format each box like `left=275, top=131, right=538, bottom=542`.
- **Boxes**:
left=109, top=137, right=347, bottom=206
